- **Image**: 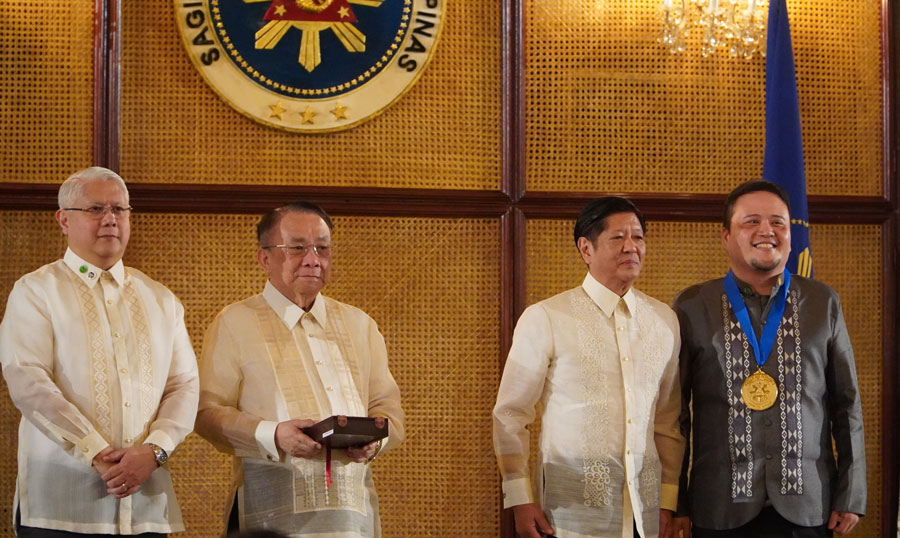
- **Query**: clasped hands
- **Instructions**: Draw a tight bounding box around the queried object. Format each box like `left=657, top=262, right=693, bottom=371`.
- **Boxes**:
left=92, top=445, right=158, bottom=499
left=274, top=418, right=380, bottom=463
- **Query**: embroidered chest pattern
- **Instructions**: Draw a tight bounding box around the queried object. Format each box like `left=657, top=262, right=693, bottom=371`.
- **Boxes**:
left=721, top=291, right=803, bottom=501
left=78, top=282, right=113, bottom=440
left=572, top=293, right=612, bottom=508
left=124, top=281, right=155, bottom=425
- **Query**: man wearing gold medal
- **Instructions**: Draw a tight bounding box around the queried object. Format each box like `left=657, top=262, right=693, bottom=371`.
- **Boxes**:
left=673, top=180, right=866, bottom=537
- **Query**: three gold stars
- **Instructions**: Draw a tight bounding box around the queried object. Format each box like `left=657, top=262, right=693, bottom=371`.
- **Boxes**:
left=266, top=102, right=350, bottom=124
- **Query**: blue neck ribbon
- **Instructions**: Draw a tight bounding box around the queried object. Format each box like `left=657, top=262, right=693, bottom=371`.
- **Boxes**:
left=723, top=269, right=791, bottom=369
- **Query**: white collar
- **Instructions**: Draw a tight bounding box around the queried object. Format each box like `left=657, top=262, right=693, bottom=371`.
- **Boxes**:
left=63, top=248, right=125, bottom=288
left=581, top=272, right=636, bottom=318
left=262, top=281, right=327, bottom=330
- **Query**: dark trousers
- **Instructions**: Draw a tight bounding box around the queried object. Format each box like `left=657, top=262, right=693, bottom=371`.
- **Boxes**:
left=16, top=508, right=166, bottom=538
left=692, top=507, right=833, bottom=538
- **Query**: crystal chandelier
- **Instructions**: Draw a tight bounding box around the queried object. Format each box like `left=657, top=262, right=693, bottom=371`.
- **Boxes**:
left=659, top=0, right=768, bottom=59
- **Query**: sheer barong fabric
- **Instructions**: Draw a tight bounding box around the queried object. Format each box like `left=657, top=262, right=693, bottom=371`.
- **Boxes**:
left=196, top=284, right=404, bottom=538
left=494, top=274, right=684, bottom=538
left=0, top=249, right=199, bottom=534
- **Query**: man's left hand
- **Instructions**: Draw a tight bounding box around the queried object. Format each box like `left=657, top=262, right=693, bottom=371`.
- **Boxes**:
left=346, top=440, right=380, bottom=463
left=658, top=509, right=674, bottom=538
left=827, top=511, right=860, bottom=535
left=100, top=445, right=158, bottom=499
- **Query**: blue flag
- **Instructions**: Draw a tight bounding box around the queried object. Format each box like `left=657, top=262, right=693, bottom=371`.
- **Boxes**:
left=762, top=0, right=812, bottom=278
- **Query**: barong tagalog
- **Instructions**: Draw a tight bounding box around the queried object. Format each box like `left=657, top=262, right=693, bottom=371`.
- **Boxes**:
left=723, top=269, right=791, bottom=412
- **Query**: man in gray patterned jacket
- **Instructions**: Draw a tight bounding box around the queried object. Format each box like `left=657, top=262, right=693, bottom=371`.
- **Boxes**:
left=673, top=180, right=866, bottom=537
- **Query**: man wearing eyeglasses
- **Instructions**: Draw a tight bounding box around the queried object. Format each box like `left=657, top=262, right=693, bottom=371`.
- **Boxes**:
left=0, top=167, right=199, bottom=536
left=195, top=201, right=404, bottom=537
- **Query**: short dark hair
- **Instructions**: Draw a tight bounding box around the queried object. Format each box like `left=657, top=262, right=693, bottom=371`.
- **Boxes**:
left=723, top=180, right=791, bottom=230
left=256, top=201, right=334, bottom=245
left=573, top=197, right=646, bottom=246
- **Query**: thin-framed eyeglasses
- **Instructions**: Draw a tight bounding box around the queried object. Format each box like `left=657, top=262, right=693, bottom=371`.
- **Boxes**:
left=261, top=244, right=332, bottom=259
left=63, top=205, right=133, bottom=219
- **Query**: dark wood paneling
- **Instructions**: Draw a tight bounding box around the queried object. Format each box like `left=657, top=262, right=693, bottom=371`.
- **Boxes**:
left=92, top=0, right=109, bottom=165
left=881, top=0, right=899, bottom=535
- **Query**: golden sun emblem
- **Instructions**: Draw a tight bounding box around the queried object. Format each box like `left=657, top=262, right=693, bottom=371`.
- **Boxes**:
left=244, top=0, right=385, bottom=72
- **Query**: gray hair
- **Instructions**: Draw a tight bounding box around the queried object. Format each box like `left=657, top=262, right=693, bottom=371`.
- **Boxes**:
left=58, top=166, right=129, bottom=209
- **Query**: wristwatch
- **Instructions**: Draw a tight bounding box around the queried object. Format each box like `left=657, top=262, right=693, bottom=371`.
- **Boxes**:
left=145, top=443, right=169, bottom=466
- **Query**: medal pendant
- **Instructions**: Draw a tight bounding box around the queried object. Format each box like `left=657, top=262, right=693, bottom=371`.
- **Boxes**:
left=741, top=369, right=778, bottom=411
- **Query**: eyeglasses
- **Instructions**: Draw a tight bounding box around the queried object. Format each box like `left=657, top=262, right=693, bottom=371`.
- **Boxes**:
left=63, top=205, right=133, bottom=218
left=261, top=244, right=332, bottom=259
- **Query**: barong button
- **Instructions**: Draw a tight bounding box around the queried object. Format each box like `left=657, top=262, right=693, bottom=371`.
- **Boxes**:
left=766, top=454, right=773, bottom=460
left=81, top=447, right=89, bottom=452
left=326, top=386, right=333, bottom=392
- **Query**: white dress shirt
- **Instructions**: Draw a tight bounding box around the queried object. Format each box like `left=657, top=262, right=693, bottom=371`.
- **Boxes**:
left=493, top=273, right=684, bottom=538
left=0, top=248, right=199, bottom=534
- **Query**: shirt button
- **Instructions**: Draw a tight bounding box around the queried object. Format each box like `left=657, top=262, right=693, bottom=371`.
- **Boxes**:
left=627, top=419, right=633, bottom=424
left=124, top=402, right=131, bottom=407
left=766, top=454, right=773, bottom=460
left=124, top=438, right=132, bottom=444
left=120, top=368, right=128, bottom=374
left=315, top=360, right=323, bottom=365
left=326, top=386, right=333, bottom=392
left=114, top=332, right=120, bottom=338
left=626, top=449, right=631, bottom=455
left=107, top=299, right=113, bottom=305
left=81, top=447, right=89, bottom=453
left=617, top=326, right=624, bottom=332
left=623, top=356, right=630, bottom=362
left=628, top=480, right=633, bottom=486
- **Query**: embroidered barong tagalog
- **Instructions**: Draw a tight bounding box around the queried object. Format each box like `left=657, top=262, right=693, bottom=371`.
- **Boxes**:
left=721, top=276, right=804, bottom=501
left=174, top=0, right=444, bottom=132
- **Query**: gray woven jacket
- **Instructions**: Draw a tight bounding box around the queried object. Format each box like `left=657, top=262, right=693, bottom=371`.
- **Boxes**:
left=673, top=276, right=866, bottom=529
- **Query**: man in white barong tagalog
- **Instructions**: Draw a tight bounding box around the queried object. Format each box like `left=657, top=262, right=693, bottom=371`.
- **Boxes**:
left=0, top=166, right=200, bottom=537
left=195, top=201, right=404, bottom=538
left=493, top=196, right=684, bottom=538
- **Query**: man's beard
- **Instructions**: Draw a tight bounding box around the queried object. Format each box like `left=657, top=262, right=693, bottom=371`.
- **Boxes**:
left=750, top=257, right=782, bottom=272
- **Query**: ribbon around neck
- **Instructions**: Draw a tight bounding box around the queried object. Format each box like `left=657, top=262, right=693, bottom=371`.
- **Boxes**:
left=723, top=269, right=791, bottom=369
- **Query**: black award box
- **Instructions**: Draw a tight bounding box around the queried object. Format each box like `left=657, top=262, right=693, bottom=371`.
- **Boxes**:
left=302, top=415, right=388, bottom=449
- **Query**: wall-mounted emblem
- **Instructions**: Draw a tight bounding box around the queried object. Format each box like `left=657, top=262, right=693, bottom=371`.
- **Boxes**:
left=175, top=0, right=443, bottom=132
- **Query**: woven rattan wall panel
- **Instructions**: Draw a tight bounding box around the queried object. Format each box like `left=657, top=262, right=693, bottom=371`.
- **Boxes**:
left=0, top=212, right=501, bottom=537
left=0, top=2, right=94, bottom=183
left=0, top=212, right=66, bottom=533
left=524, top=219, right=883, bottom=536
left=524, top=0, right=883, bottom=196
left=119, top=1, right=500, bottom=189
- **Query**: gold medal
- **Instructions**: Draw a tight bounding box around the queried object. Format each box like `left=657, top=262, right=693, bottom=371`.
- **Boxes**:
left=741, top=369, right=778, bottom=411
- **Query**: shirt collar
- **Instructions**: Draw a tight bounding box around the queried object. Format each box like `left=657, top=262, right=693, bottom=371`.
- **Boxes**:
left=581, top=272, right=636, bottom=318
left=732, top=273, right=784, bottom=298
left=63, top=248, right=125, bottom=288
left=262, top=280, right=327, bottom=330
